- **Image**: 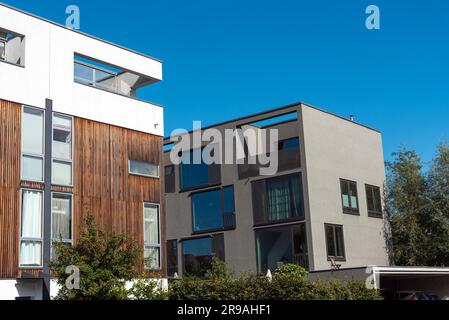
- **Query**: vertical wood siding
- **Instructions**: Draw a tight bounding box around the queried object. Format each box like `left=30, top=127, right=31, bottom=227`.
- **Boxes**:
left=0, top=99, right=165, bottom=278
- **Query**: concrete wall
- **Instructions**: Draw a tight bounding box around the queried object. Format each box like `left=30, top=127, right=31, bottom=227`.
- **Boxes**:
left=300, top=105, right=389, bottom=271
left=0, top=4, right=164, bottom=136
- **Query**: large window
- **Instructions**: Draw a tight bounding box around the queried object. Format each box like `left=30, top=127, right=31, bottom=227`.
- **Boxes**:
left=182, top=234, right=224, bottom=277
left=52, top=114, right=73, bottom=186
left=144, top=203, right=161, bottom=270
left=191, top=186, right=235, bottom=233
left=21, top=107, right=44, bottom=182
left=366, top=184, right=382, bottom=217
left=252, top=173, right=304, bottom=225
left=166, top=239, right=178, bottom=277
left=0, top=28, right=25, bottom=66
left=325, top=224, right=345, bottom=261
left=20, top=190, right=43, bottom=267
left=129, top=160, right=159, bottom=178
left=180, top=148, right=221, bottom=190
left=165, top=165, right=175, bottom=193
left=51, top=193, right=72, bottom=243
left=255, top=224, right=308, bottom=272
left=340, top=179, right=359, bottom=214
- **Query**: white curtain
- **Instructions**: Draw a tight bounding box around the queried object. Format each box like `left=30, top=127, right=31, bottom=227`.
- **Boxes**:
left=21, top=190, right=42, bottom=238
left=20, top=241, right=42, bottom=266
left=144, top=205, right=159, bottom=245
left=52, top=196, right=71, bottom=240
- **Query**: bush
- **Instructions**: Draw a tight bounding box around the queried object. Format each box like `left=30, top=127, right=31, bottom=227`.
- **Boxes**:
left=169, top=262, right=382, bottom=300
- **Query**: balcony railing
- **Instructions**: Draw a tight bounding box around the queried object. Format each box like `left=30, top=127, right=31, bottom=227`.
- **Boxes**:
left=74, top=61, right=131, bottom=97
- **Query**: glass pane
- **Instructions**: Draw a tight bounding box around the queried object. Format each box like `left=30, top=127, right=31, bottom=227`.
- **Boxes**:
left=129, top=160, right=159, bottom=177
left=293, top=224, right=307, bottom=255
left=144, top=247, right=160, bottom=269
left=95, top=69, right=116, bottom=91
left=74, top=62, right=93, bottom=84
left=53, top=114, right=72, bottom=160
left=144, top=204, right=159, bottom=244
left=366, top=186, right=374, bottom=211
left=22, top=107, right=44, bottom=155
left=349, top=182, right=358, bottom=209
left=167, top=240, right=178, bottom=276
left=290, top=175, right=303, bottom=218
left=20, top=241, right=42, bottom=266
left=180, top=149, right=209, bottom=189
left=0, top=41, right=5, bottom=60
left=52, top=161, right=72, bottom=185
left=223, top=186, right=235, bottom=213
left=52, top=194, right=72, bottom=241
left=192, top=190, right=222, bottom=232
left=21, top=190, right=43, bottom=238
left=22, top=155, right=43, bottom=181
left=279, top=137, right=299, bottom=150
left=326, top=226, right=336, bottom=258
left=182, top=237, right=213, bottom=277
left=335, top=227, right=345, bottom=257
left=374, top=188, right=382, bottom=212
left=267, top=177, right=292, bottom=221
left=256, top=226, right=293, bottom=272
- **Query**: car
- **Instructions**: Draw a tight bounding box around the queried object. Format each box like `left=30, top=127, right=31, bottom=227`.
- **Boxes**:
left=393, top=291, right=431, bottom=300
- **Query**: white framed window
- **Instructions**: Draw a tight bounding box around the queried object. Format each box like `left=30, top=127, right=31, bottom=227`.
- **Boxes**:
left=0, top=38, right=6, bottom=61
left=51, top=193, right=73, bottom=260
left=143, top=203, right=161, bottom=270
left=21, top=106, right=45, bottom=182
left=129, top=160, right=159, bottom=178
left=52, top=113, right=73, bottom=186
left=19, top=189, right=43, bottom=268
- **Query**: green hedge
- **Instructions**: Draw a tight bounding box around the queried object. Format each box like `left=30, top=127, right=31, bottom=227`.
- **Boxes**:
left=169, top=260, right=382, bottom=300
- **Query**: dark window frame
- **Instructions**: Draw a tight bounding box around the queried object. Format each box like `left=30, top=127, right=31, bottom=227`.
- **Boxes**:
left=165, top=165, right=175, bottom=193
left=179, top=147, right=221, bottom=192
left=181, top=233, right=225, bottom=277
left=252, top=173, right=305, bottom=227
left=340, top=179, right=359, bottom=215
left=365, top=184, right=383, bottom=218
left=166, top=239, right=178, bottom=277
left=324, top=224, right=346, bottom=261
left=190, top=185, right=236, bottom=234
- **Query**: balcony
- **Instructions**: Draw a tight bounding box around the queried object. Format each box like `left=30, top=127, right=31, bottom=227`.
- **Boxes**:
left=73, top=54, right=159, bottom=99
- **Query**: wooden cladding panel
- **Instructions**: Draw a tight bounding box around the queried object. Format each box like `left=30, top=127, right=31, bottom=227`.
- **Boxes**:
left=0, top=100, right=21, bottom=278
left=73, top=118, right=165, bottom=274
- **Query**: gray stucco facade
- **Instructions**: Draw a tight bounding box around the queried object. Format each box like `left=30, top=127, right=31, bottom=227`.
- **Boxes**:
left=163, top=102, right=389, bottom=277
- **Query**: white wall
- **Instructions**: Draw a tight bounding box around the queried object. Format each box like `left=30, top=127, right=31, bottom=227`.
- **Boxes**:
left=0, top=4, right=164, bottom=136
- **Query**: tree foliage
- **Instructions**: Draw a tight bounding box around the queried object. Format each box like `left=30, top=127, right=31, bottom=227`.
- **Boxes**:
left=387, top=143, right=449, bottom=266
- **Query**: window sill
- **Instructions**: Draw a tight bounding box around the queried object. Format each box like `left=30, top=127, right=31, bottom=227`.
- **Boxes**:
left=0, top=59, right=25, bottom=68
left=368, top=211, right=383, bottom=219
left=192, top=226, right=235, bottom=236
left=129, top=172, right=160, bottom=179
left=343, top=208, right=360, bottom=216
left=180, top=183, right=222, bottom=194
left=253, top=218, right=305, bottom=229
left=327, top=257, right=346, bottom=262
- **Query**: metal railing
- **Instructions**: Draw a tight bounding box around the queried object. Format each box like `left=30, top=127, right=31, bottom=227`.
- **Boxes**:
left=74, top=61, right=127, bottom=95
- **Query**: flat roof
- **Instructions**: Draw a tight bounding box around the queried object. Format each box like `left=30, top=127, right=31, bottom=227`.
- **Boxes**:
left=0, top=2, right=162, bottom=63
left=163, top=101, right=381, bottom=142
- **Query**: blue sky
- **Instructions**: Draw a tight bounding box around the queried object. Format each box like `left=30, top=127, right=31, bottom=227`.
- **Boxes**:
left=5, top=0, right=449, bottom=163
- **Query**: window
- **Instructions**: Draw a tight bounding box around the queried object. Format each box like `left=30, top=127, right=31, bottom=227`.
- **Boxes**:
left=278, top=137, right=299, bottom=150
left=366, top=185, right=382, bottom=217
left=252, top=173, right=304, bottom=225
left=144, top=203, right=161, bottom=270
left=129, top=160, right=159, bottom=178
left=167, top=239, right=178, bottom=277
left=0, top=39, right=5, bottom=61
left=256, top=224, right=308, bottom=272
left=21, top=107, right=44, bottom=182
left=0, top=28, right=25, bottom=66
left=325, top=224, right=345, bottom=261
left=20, top=190, right=43, bottom=267
left=278, top=137, right=301, bottom=172
left=340, top=179, right=359, bottom=214
left=180, top=148, right=221, bottom=190
left=51, top=193, right=72, bottom=260
left=165, top=165, right=175, bottom=193
left=52, top=113, right=73, bottom=186
left=182, top=234, right=224, bottom=277
left=191, top=186, right=235, bottom=233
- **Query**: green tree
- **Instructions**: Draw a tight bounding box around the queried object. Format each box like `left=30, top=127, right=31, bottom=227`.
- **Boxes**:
left=386, top=147, right=429, bottom=266
left=425, top=142, right=449, bottom=265
left=50, top=215, right=141, bottom=300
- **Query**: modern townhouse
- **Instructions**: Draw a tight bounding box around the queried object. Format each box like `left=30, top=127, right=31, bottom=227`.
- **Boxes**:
left=0, top=4, right=165, bottom=300
left=163, top=102, right=389, bottom=277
